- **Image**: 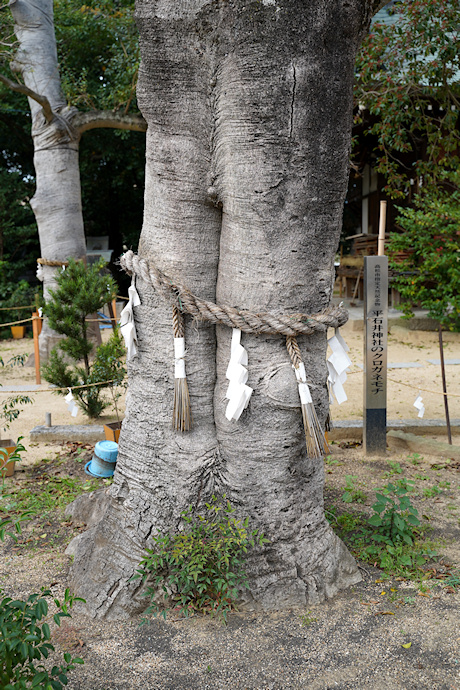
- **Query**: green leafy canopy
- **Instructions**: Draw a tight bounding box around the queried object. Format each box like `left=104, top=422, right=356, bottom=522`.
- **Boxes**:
left=355, top=0, right=460, bottom=197
left=388, top=170, right=460, bottom=330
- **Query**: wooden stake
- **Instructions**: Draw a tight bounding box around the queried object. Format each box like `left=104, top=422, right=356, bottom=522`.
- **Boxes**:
left=438, top=324, right=452, bottom=445
left=32, top=311, right=41, bottom=385
left=378, top=200, right=387, bottom=256
left=107, top=299, right=117, bottom=330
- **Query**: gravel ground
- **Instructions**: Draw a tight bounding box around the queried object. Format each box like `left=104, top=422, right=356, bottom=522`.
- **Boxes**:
left=1, top=443, right=459, bottom=690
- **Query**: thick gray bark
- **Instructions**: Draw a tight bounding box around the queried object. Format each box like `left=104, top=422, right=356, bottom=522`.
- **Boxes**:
left=70, top=0, right=376, bottom=618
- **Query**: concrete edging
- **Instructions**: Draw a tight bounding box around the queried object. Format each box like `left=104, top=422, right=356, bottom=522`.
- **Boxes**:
left=328, top=418, right=460, bottom=442
left=386, top=429, right=460, bottom=460
left=30, top=425, right=105, bottom=443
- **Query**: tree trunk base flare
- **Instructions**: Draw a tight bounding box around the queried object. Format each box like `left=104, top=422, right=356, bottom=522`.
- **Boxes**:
left=68, top=484, right=360, bottom=621
left=69, top=0, right=373, bottom=618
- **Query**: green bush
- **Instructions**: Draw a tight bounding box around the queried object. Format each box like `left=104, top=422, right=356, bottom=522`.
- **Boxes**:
left=368, top=482, right=420, bottom=545
left=0, top=355, right=33, bottom=432
left=133, top=497, right=268, bottom=622
left=41, top=259, right=125, bottom=419
left=0, top=438, right=32, bottom=543
left=363, top=482, right=433, bottom=572
left=0, top=587, right=84, bottom=689
left=388, top=172, right=460, bottom=331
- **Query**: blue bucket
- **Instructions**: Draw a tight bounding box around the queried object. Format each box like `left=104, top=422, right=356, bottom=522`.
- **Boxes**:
left=85, top=440, right=118, bottom=478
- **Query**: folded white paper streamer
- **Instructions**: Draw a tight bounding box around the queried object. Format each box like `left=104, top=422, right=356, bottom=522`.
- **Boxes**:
left=36, top=264, right=44, bottom=282
left=120, top=279, right=141, bottom=360
left=225, top=329, right=252, bottom=421
left=293, top=361, right=313, bottom=405
left=174, top=337, right=186, bottom=379
left=414, top=394, right=425, bottom=418
left=64, top=388, right=78, bottom=418
left=327, top=328, right=352, bottom=404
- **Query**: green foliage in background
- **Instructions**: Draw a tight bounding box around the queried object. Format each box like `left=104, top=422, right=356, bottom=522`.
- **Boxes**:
left=355, top=0, right=460, bottom=197
left=0, top=0, right=143, bottom=274
left=0, top=169, right=39, bottom=332
left=55, top=0, right=139, bottom=113
left=0, top=356, right=33, bottom=432
left=134, top=497, right=269, bottom=622
left=388, top=171, right=460, bottom=330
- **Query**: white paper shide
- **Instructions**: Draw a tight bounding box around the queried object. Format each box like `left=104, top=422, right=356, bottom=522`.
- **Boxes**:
left=413, top=394, right=425, bottom=418
left=65, top=387, right=78, bottom=418
left=119, top=278, right=141, bottom=360
left=174, top=337, right=186, bottom=379
left=225, top=329, right=253, bottom=421
left=327, top=328, right=352, bottom=405
left=293, top=361, right=313, bottom=405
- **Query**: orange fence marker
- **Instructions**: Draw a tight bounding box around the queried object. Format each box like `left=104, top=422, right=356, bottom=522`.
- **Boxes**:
left=32, top=311, right=41, bottom=385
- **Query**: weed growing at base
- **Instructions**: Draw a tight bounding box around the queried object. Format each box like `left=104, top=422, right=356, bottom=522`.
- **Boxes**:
left=1, top=474, right=99, bottom=520
left=341, top=475, right=367, bottom=504
left=133, top=496, right=269, bottom=623
left=328, top=481, right=438, bottom=578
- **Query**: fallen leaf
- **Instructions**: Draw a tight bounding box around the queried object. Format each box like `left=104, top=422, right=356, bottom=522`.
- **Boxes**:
left=418, top=592, right=430, bottom=598
left=402, top=642, right=412, bottom=649
left=390, top=588, right=397, bottom=592
left=374, top=611, right=395, bottom=616
left=375, top=579, right=383, bottom=583
left=381, top=591, right=386, bottom=595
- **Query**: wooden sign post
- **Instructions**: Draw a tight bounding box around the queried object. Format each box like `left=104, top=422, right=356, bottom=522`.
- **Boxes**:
left=363, top=201, right=388, bottom=455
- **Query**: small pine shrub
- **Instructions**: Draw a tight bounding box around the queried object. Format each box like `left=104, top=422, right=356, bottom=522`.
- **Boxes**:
left=42, top=260, right=125, bottom=419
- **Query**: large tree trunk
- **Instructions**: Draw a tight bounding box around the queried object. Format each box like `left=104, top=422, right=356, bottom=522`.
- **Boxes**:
left=70, top=0, right=378, bottom=619
left=10, top=0, right=87, bottom=359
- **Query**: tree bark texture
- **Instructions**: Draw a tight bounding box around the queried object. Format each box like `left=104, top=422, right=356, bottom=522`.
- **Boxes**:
left=70, top=0, right=376, bottom=619
left=10, top=0, right=86, bottom=359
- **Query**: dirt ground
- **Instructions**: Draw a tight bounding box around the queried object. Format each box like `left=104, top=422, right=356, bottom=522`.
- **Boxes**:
left=0, top=441, right=459, bottom=690
left=0, top=325, right=459, bottom=689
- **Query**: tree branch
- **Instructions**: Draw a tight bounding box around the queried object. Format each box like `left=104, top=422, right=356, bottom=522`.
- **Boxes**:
left=0, top=73, right=54, bottom=122
left=72, top=110, right=147, bottom=134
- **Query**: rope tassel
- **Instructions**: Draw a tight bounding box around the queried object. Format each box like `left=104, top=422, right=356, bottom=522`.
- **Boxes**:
left=172, top=306, right=192, bottom=432
left=286, top=336, right=330, bottom=459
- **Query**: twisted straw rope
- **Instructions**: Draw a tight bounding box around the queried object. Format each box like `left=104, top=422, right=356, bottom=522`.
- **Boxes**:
left=120, top=251, right=348, bottom=337
left=172, top=305, right=185, bottom=339
left=37, top=257, right=85, bottom=267
left=286, top=336, right=303, bottom=369
left=37, top=258, right=70, bottom=267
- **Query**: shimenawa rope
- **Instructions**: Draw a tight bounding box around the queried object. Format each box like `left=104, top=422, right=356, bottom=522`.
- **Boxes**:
left=121, top=251, right=344, bottom=457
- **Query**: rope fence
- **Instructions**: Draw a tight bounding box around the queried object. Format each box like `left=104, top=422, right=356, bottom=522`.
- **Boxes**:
left=0, top=305, right=35, bottom=311
left=0, top=317, right=34, bottom=328
left=337, top=367, right=460, bottom=398
left=0, top=377, right=127, bottom=395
